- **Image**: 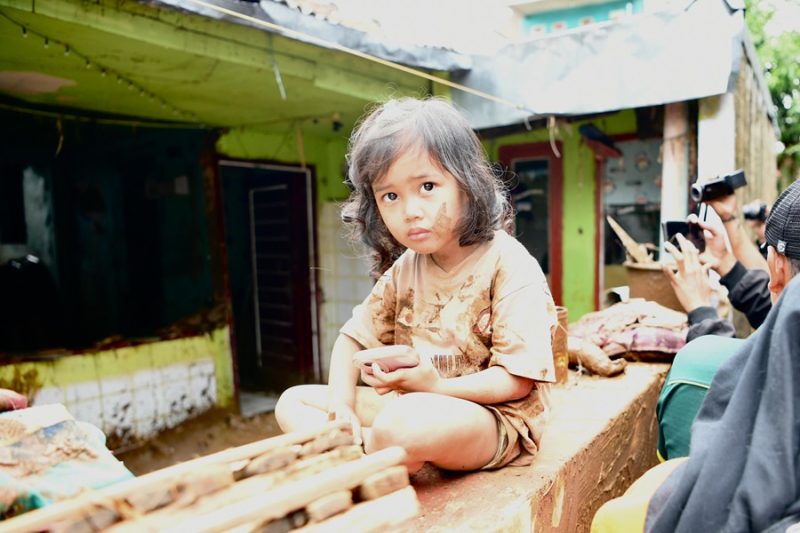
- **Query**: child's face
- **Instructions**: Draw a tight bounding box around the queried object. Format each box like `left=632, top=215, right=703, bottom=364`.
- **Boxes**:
left=372, top=147, right=467, bottom=265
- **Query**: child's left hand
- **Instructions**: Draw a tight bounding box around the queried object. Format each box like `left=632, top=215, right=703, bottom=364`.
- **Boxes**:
left=360, top=352, right=440, bottom=395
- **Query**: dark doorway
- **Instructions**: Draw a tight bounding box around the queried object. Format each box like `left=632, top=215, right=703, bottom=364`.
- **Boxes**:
left=509, top=159, right=550, bottom=273
left=499, top=142, right=564, bottom=305
left=219, top=162, right=320, bottom=393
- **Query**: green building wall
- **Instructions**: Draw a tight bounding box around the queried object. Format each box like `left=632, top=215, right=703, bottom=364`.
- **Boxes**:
left=216, top=127, right=350, bottom=202
left=485, top=110, right=638, bottom=320
left=218, top=108, right=640, bottom=323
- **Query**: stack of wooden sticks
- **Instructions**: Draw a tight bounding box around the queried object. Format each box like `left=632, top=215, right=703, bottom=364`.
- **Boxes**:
left=1, top=422, right=418, bottom=533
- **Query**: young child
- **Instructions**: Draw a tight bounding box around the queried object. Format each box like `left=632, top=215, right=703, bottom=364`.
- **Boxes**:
left=275, top=97, right=557, bottom=472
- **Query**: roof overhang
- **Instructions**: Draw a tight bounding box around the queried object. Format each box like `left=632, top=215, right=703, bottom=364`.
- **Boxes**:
left=0, top=0, right=463, bottom=133
left=156, top=0, right=472, bottom=72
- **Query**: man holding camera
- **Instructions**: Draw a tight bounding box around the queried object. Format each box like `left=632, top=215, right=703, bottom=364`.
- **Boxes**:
left=593, top=179, right=800, bottom=532
left=743, top=200, right=770, bottom=255
left=657, top=177, right=792, bottom=461
left=663, top=176, right=773, bottom=343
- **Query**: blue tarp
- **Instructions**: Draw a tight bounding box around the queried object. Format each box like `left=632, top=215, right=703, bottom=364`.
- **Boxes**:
left=0, top=406, right=133, bottom=519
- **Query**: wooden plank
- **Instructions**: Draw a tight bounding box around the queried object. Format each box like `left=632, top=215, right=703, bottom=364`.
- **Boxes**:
left=0, top=422, right=348, bottom=533
left=128, top=463, right=234, bottom=512
left=605, top=217, right=652, bottom=264
left=159, top=447, right=407, bottom=533
left=305, top=490, right=353, bottom=522
left=106, top=446, right=365, bottom=532
left=357, top=466, right=409, bottom=501
left=242, top=445, right=302, bottom=478
left=294, top=487, right=419, bottom=533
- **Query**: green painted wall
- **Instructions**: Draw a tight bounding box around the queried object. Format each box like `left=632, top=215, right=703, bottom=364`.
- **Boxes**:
left=219, top=108, right=639, bottom=322
left=484, top=110, right=637, bottom=319
left=216, top=127, right=350, bottom=201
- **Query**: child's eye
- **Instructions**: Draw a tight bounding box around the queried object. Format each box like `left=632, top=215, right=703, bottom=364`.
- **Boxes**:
left=421, top=182, right=435, bottom=192
left=382, top=192, right=398, bottom=202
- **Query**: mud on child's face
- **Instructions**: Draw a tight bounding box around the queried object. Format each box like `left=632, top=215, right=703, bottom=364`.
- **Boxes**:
left=371, top=146, right=467, bottom=258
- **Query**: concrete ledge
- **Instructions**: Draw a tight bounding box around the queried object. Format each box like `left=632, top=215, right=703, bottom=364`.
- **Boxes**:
left=410, top=362, right=669, bottom=532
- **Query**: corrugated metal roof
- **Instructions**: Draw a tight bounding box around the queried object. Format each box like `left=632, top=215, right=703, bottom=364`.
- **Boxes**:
left=156, top=0, right=473, bottom=70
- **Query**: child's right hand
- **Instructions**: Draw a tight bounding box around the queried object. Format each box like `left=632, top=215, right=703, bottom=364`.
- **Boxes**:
left=327, top=402, right=363, bottom=446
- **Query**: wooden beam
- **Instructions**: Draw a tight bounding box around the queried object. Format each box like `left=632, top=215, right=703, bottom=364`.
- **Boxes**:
left=0, top=422, right=349, bottom=533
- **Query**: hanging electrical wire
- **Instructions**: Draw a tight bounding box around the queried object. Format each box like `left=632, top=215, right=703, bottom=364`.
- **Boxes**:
left=0, top=2, right=547, bottom=128
left=177, top=0, right=537, bottom=116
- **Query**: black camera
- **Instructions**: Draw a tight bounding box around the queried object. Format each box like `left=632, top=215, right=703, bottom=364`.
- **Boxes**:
left=662, top=220, right=706, bottom=253
left=690, top=170, right=747, bottom=203
left=743, top=202, right=768, bottom=222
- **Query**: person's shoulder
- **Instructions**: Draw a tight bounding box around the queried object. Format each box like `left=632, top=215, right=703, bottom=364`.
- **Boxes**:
left=491, top=230, right=540, bottom=266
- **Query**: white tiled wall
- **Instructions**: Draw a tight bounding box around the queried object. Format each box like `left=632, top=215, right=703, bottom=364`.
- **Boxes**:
left=32, top=358, right=218, bottom=445
left=317, top=203, right=374, bottom=378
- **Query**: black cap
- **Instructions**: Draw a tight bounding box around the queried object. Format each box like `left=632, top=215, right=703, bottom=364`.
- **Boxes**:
left=765, top=180, right=800, bottom=260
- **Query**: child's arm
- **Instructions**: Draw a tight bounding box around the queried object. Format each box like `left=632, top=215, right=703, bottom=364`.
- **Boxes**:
left=327, top=334, right=365, bottom=442
left=327, top=333, right=363, bottom=411
left=432, top=366, right=534, bottom=403
left=365, top=359, right=534, bottom=404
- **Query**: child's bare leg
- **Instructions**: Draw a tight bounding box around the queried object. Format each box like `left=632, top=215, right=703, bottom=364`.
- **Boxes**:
left=366, top=392, right=499, bottom=473
left=274, top=385, right=386, bottom=435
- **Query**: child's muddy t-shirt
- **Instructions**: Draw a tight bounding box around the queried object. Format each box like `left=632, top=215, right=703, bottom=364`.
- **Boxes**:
left=341, top=230, right=557, bottom=465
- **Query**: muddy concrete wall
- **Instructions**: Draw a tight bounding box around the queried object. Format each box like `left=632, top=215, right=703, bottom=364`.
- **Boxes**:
left=0, top=327, right=234, bottom=448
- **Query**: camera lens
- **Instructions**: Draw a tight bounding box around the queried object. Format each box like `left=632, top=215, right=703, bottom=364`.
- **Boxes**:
left=690, top=183, right=704, bottom=202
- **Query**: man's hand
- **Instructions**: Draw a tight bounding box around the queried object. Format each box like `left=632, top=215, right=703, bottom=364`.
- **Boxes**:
left=706, top=192, right=738, bottom=223
left=662, top=233, right=713, bottom=312
left=360, top=350, right=441, bottom=395
left=689, top=214, right=737, bottom=276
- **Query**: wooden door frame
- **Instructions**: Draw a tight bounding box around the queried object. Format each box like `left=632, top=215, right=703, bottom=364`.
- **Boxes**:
left=593, top=133, right=655, bottom=310
left=215, top=159, right=322, bottom=387
left=498, top=142, right=563, bottom=306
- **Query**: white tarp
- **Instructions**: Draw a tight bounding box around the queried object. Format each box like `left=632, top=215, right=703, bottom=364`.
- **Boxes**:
left=452, top=0, right=745, bottom=129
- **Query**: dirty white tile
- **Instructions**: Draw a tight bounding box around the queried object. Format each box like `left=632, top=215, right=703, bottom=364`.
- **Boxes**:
left=161, top=364, right=190, bottom=384
left=65, top=381, right=101, bottom=404
left=100, top=376, right=131, bottom=397
left=32, top=386, right=65, bottom=406
left=160, top=381, right=184, bottom=416
left=101, top=391, right=134, bottom=437
left=192, top=373, right=217, bottom=412
left=135, top=417, right=158, bottom=440
left=189, top=359, right=214, bottom=380
left=132, top=369, right=158, bottom=391
left=68, top=400, right=103, bottom=428
left=132, top=385, right=158, bottom=423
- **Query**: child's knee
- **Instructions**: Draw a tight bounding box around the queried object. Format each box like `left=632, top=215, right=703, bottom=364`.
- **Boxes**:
left=274, top=385, right=310, bottom=426
left=370, top=396, right=422, bottom=450
left=370, top=416, right=411, bottom=453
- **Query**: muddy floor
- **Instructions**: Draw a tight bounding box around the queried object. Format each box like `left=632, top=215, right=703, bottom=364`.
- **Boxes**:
left=116, top=409, right=282, bottom=476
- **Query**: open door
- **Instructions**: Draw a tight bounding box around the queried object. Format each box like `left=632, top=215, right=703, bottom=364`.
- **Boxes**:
left=219, top=161, right=320, bottom=393
left=499, top=142, right=563, bottom=305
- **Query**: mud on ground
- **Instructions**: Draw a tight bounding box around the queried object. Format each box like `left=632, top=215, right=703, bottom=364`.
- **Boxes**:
left=115, top=409, right=282, bottom=476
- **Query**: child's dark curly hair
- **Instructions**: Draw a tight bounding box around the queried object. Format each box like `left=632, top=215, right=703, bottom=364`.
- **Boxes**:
left=341, top=97, right=511, bottom=278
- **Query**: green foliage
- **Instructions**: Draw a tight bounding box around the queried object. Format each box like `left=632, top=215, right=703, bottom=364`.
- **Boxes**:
left=744, top=0, right=800, bottom=184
